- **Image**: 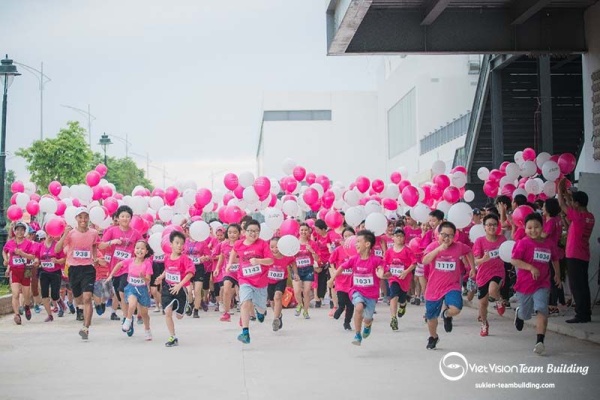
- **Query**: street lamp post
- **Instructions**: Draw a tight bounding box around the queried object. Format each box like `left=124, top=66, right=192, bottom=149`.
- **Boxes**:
left=98, top=133, right=113, bottom=176
left=13, top=61, right=51, bottom=140
left=0, top=55, right=21, bottom=259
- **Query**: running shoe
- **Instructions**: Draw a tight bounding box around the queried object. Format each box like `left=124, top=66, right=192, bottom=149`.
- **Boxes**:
left=122, top=318, right=132, bottom=333
left=79, top=327, right=89, bottom=340
left=19, top=306, right=24, bottom=315
left=397, top=305, right=406, bottom=318
left=144, top=330, right=152, bottom=341
left=201, top=300, right=208, bottom=312
left=193, top=309, right=200, bottom=318
left=303, top=310, right=310, bottom=319
left=255, top=309, right=265, bottom=323
left=496, top=301, right=506, bottom=317
left=390, top=316, right=399, bottom=331
left=137, top=315, right=143, bottom=325
left=410, top=297, right=416, bottom=305
left=220, top=312, right=231, bottom=322
left=34, top=304, right=41, bottom=314
left=351, top=333, right=362, bottom=346
left=442, top=309, right=453, bottom=333
left=328, top=307, right=337, bottom=318
left=426, top=336, right=439, bottom=350
left=52, top=304, right=59, bottom=313
left=514, top=307, right=524, bottom=331
left=272, top=316, right=282, bottom=332
left=110, top=312, right=120, bottom=321
left=76, top=309, right=84, bottom=321
left=214, top=303, right=220, bottom=312
left=44, top=315, right=54, bottom=322
left=58, top=309, right=64, bottom=318
left=185, top=304, right=193, bottom=316
left=106, top=299, right=113, bottom=308
left=315, top=301, right=322, bottom=308
left=165, top=336, right=179, bottom=347
left=414, top=297, right=421, bottom=306
left=24, top=305, right=32, bottom=321
left=237, top=332, right=251, bottom=344
left=14, top=314, right=21, bottom=325
left=294, top=305, right=302, bottom=317
left=480, top=320, right=489, bottom=337
left=533, top=342, right=545, bottom=355
left=250, top=315, right=256, bottom=321
left=363, top=324, right=372, bottom=338
left=343, top=322, right=352, bottom=330
left=68, top=302, right=76, bottom=314
left=95, top=305, right=102, bottom=316
left=127, top=323, right=134, bottom=337
left=154, top=305, right=161, bottom=313
left=278, top=315, right=283, bottom=330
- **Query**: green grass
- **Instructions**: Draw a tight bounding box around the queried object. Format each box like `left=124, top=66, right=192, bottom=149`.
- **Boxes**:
left=0, top=284, right=10, bottom=296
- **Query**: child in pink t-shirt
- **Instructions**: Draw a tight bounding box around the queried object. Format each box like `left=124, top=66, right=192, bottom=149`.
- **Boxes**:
left=327, top=227, right=356, bottom=330
left=214, top=224, right=241, bottom=322
left=511, top=212, right=560, bottom=356
left=268, top=237, right=297, bottom=332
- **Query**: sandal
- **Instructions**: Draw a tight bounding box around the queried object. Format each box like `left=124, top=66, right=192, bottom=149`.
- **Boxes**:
left=14, top=314, right=22, bottom=325
left=548, top=306, right=560, bottom=316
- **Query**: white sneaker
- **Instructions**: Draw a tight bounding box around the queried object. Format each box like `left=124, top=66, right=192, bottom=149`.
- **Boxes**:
left=509, top=295, right=518, bottom=303
left=533, top=342, right=545, bottom=355
left=144, top=330, right=152, bottom=341
left=122, top=318, right=132, bottom=332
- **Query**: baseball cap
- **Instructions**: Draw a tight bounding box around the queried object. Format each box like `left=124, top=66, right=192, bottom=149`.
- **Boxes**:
left=36, top=230, right=47, bottom=240
left=75, top=207, right=89, bottom=217
left=14, top=221, right=27, bottom=231
left=473, top=208, right=481, bottom=215
left=393, top=227, right=405, bottom=235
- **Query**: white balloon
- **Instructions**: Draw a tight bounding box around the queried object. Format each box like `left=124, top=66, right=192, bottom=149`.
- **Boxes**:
left=469, top=224, right=486, bottom=242
left=345, top=206, right=366, bottom=227
left=259, top=222, right=274, bottom=241
left=78, top=185, right=93, bottom=205
left=39, top=197, right=58, bottom=214
left=171, top=214, right=186, bottom=226
left=189, top=221, right=210, bottom=242
left=410, top=203, right=431, bottom=224
left=149, top=196, right=165, bottom=211
left=277, top=234, right=300, bottom=257
left=282, top=200, right=299, bottom=217
left=238, top=171, right=255, bottom=188
left=514, top=151, right=525, bottom=165
left=58, top=186, right=71, bottom=200
left=431, top=160, right=446, bottom=175
left=416, top=186, right=425, bottom=202
left=364, top=200, right=383, bottom=216
left=282, top=158, right=297, bottom=176
left=398, top=166, right=409, bottom=178
left=209, top=221, right=223, bottom=232
left=542, top=161, right=560, bottom=182
left=148, top=232, right=164, bottom=255
left=16, top=193, right=30, bottom=209
left=513, top=188, right=527, bottom=199
left=203, top=202, right=215, bottom=213
left=365, top=212, right=387, bottom=236
left=343, top=190, right=359, bottom=207
left=88, top=200, right=100, bottom=209
left=158, top=206, right=174, bottom=222
left=212, top=189, right=224, bottom=205
left=173, top=197, right=188, bottom=215
left=463, top=190, right=475, bottom=203
left=182, top=189, right=196, bottom=206
left=262, top=208, right=283, bottom=230
left=499, top=176, right=514, bottom=189
left=243, top=186, right=259, bottom=203
left=504, top=163, right=520, bottom=180
left=451, top=172, right=467, bottom=188
left=42, top=213, right=57, bottom=226
left=310, top=183, right=324, bottom=197
left=499, top=240, right=515, bottom=263
left=89, top=206, right=106, bottom=226
left=519, top=160, right=537, bottom=178
left=150, top=224, right=165, bottom=234
left=62, top=198, right=73, bottom=207
left=533, top=178, right=544, bottom=195
left=477, top=167, right=490, bottom=181
left=99, top=216, right=113, bottom=230
left=383, top=184, right=400, bottom=199
left=24, top=182, right=37, bottom=196
left=130, top=196, right=148, bottom=215
left=64, top=206, right=78, bottom=227
left=122, top=195, right=133, bottom=206
left=543, top=181, right=556, bottom=197
left=437, top=200, right=452, bottom=215
left=447, top=203, right=473, bottom=229
left=269, top=179, right=281, bottom=195
left=536, top=152, right=551, bottom=169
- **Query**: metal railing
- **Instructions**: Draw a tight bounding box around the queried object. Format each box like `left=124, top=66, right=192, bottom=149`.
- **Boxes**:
left=420, top=112, right=470, bottom=155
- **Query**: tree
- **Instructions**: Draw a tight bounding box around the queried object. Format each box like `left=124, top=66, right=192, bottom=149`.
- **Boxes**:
left=3, top=169, right=15, bottom=210
left=16, top=121, right=93, bottom=192
left=91, top=153, right=153, bottom=195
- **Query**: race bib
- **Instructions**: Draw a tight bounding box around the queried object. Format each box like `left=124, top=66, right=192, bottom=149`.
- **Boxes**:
left=41, top=261, right=54, bottom=270
left=389, top=266, right=404, bottom=276
left=11, top=257, right=26, bottom=266
left=165, top=272, right=181, bottom=283
left=153, top=254, right=164, bottom=262
left=374, top=249, right=383, bottom=257
left=435, top=261, right=456, bottom=271
left=533, top=249, right=551, bottom=263
left=113, top=249, right=131, bottom=260
left=488, top=249, right=499, bottom=259
left=268, top=269, right=285, bottom=280
left=296, top=257, right=312, bottom=267
left=104, top=255, right=112, bottom=263
left=353, top=275, right=374, bottom=287
left=73, top=250, right=91, bottom=259
left=229, top=263, right=239, bottom=272
left=341, top=268, right=353, bottom=276
left=189, top=256, right=201, bottom=265
left=128, top=276, right=145, bottom=286
left=242, top=265, right=261, bottom=277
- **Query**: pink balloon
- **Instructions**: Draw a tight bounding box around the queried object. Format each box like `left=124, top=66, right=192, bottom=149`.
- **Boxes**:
left=164, top=186, right=179, bottom=205
left=280, top=218, right=300, bottom=236
left=305, top=173, right=316, bottom=185
left=443, top=186, right=461, bottom=204
left=162, top=224, right=184, bottom=239
left=26, top=201, right=40, bottom=216
left=72, top=198, right=81, bottom=207
left=512, top=205, right=535, bottom=228
left=315, top=175, right=331, bottom=191
left=371, top=179, right=385, bottom=194
left=217, top=206, right=227, bottom=222
left=253, top=176, right=271, bottom=197
left=452, top=166, right=467, bottom=175
left=161, top=236, right=172, bottom=254
left=401, top=186, right=419, bottom=207
left=321, top=190, right=335, bottom=209
left=355, top=176, right=370, bottom=193
left=430, top=184, right=442, bottom=200
left=10, top=193, right=17, bottom=205
left=223, top=173, right=239, bottom=191
left=527, top=193, right=536, bottom=203
left=30, top=193, right=41, bottom=202
left=92, top=185, right=103, bottom=201
left=344, top=236, right=358, bottom=257
left=55, top=201, right=67, bottom=216
left=285, top=178, right=298, bottom=194
left=501, top=184, right=516, bottom=197
left=558, top=153, right=576, bottom=175
left=358, top=198, right=368, bottom=206
left=309, top=199, right=322, bottom=212
left=302, top=187, right=319, bottom=205
left=483, top=181, right=499, bottom=198
left=95, top=163, right=108, bottom=177
left=549, top=154, right=560, bottom=164
left=6, top=205, right=23, bottom=221
left=523, top=148, right=536, bottom=161
left=306, top=218, right=317, bottom=230
left=11, top=181, right=25, bottom=194
left=225, top=206, right=244, bottom=224
left=152, top=188, right=165, bottom=198
left=390, top=172, right=402, bottom=184
left=101, top=186, right=113, bottom=200
left=233, top=185, right=244, bottom=199
left=382, top=198, right=398, bottom=211
left=292, top=166, right=306, bottom=182
left=130, top=216, right=148, bottom=235
left=45, top=218, right=66, bottom=237
left=398, top=180, right=411, bottom=192
left=48, top=181, right=62, bottom=196
left=86, top=171, right=101, bottom=187
left=408, top=237, right=422, bottom=253
left=188, top=205, right=202, bottom=217
left=223, top=192, right=234, bottom=205
left=195, top=188, right=213, bottom=208
left=499, top=162, right=510, bottom=173
left=104, top=197, right=119, bottom=215
left=433, top=174, right=451, bottom=191
left=488, top=169, right=504, bottom=183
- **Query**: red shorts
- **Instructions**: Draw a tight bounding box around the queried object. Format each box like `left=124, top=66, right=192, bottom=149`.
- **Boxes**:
left=10, top=268, right=31, bottom=286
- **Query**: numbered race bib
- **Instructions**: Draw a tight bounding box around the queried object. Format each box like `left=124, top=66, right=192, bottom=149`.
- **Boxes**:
left=165, top=272, right=181, bottom=283
left=41, top=261, right=55, bottom=270
left=353, top=274, right=374, bottom=287
left=104, top=255, right=112, bottom=263
left=128, top=276, right=145, bottom=286
left=113, top=249, right=131, bottom=260
left=488, top=249, right=499, bottom=259
left=154, top=254, right=164, bottom=262
left=242, top=265, right=261, bottom=277
left=268, top=269, right=285, bottom=280
left=374, top=249, right=383, bottom=257
left=189, top=256, right=201, bottom=265
left=389, top=266, right=404, bottom=276
left=11, top=257, right=26, bottom=266
left=296, top=257, right=312, bottom=268
left=533, top=249, right=551, bottom=263
left=435, top=261, right=456, bottom=271
left=229, top=263, right=239, bottom=272
left=341, top=268, right=353, bottom=276
left=73, top=250, right=91, bottom=259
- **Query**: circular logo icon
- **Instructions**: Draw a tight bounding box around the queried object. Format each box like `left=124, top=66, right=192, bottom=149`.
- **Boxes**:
left=439, top=352, right=468, bottom=381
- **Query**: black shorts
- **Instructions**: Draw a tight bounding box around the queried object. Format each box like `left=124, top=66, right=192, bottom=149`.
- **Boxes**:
left=161, top=284, right=188, bottom=316
left=150, top=262, right=165, bottom=287
left=193, top=264, right=205, bottom=282
left=223, top=276, right=238, bottom=288
left=477, top=276, right=503, bottom=300
left=267, top=279, right=287, bottom=301
left=68, top=265, right=96, bottom=298
left=389, top=281, right=408, bottom=304
left=202, top=270, right=212, bottom=290
left=112, top=274, right=128, bottom=297
left=39, top=270, right=62, bottom=300
left=213, top=281, right=223, bottom=296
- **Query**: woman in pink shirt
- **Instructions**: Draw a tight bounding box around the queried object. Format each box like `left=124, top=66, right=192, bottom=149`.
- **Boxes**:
left=34, top=230, right=66, bottom=322
left=293, top=223, right=319, bottom=319
left=213, top=224, right=241, bottom=322
left=541, top=198, right=564, bottom=315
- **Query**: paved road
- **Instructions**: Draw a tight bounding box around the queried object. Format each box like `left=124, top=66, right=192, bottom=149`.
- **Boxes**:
left=1, top=301, right=598, bottom=400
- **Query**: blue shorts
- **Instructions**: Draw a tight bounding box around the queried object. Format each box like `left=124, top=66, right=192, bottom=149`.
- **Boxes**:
left=517, top=288, right=549, bottom=319
left=351, top=291, right=377, bottom=321
left=239, top=284, right=267, bottom=312
left=297, top=267, right=314, bottom=282
left=425, top=290, right=463, bottom=320
left=124, top=284, right=152, bottom=308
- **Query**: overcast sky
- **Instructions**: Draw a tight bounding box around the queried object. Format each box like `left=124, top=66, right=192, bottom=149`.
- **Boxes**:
left=1, top=0, right=380, bottom=189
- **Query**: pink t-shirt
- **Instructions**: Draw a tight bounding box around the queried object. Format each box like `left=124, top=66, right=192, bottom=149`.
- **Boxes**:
left=342, top=255, right=382, bottom=300
left=163, top=254, right=195, bottom=287
left=36, top=241, right=66, bottom=273
left=4, top=239, right=35, bottom=269
left=329, top=246, right=353, bottom=293
left=327, top=230, right=342, bottom=250
left=565, top=208, right=595, bottom=261
left=313, top=233, right=332, bottom=266
left=268, top=255, right=294, bottom=283
left=233, top=238, right=273, bottom=288
left=543, top=216, right=562, bottom=246
left=218, top=241, right=238, bottom=281
left=102, top=226, right=142, bottom=276
left=211, top=241, right=226, bottom=283
left=95, top=249, right=110, bottom=280
left=513, top=227, right=525, bottom=241
left=184, top=239, right=210, bottom=266
left=295, top=242, right=318, bottom=270
left=472, top=236, right=506, bottom=287
left=152, top=253, right=165, bottom=264
left=64, top=228, right=99, bottom=267
left=404, top=226, right=421, bottom=244
left=384, top=246, right=416, bottom=292
left=384, top=235, right=395, bottom=250
left=123, top=258, right=153, bottom=286
left=423, top=242, right=472, bottom=301
left=511, top=236, right=559, bottom=294
left=372, top=236, right=385, bottom=258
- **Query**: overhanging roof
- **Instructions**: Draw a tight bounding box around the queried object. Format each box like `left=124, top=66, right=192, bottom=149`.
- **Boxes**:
left=326, top=0, right=599, bottom=55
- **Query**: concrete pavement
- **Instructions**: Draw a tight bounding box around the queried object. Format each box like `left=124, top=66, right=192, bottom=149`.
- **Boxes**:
left=1, top=301, right=599, bottom=400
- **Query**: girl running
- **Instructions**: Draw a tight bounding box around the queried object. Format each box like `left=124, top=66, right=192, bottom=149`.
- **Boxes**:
left=268, top=237, right=298, bottom=331
left=35, top=230, right=66, bottom=322
left=294, top=223, right=319, bottom=319
left=328, top=227, right=356, bottom=330
left=214, top=224, right=241, bottom=322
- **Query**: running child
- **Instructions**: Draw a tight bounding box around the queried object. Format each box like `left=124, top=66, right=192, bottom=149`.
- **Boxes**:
left=34, top=229, right=66, bottom=322
left=328, top=227, right=356, bottom=330
left=214, top=224, right=241, bottom=322
left=268, top=237, right=297, bottom=332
